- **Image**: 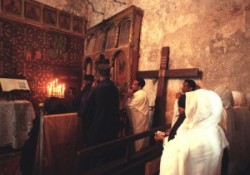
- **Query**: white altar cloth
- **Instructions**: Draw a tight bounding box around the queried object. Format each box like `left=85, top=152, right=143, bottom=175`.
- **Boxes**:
left=0, top=100, right=35, bottom=148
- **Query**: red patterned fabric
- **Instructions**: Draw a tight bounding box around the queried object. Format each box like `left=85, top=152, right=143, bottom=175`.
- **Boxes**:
left=0, top=18, right=83, bottom=114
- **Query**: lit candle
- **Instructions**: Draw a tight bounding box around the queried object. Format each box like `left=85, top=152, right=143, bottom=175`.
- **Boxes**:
left=62, top=84, right=65, bottom=98
left=47, top=79, right=65, bottom=97
left=55, top=84, right=58, bottom=97
left=47, top=85, right=50, bottom=97
left=52, top=81, right=55, bottom=96
left=60, top=85, right=62, bottom=97
left=58, top=84, right=61, bottom=97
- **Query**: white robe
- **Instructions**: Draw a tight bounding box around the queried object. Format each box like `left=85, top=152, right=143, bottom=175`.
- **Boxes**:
left=160, top=89, right=228, bottom=175
left=125, top=89, right=150, bottom=152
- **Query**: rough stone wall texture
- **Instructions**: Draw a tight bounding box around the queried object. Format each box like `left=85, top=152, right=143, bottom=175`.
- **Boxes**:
left=42, top=0, right=250, bottom=123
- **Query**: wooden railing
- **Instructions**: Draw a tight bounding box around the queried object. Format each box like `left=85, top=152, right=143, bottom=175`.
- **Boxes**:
left=77, top=124, right=170, bottom=175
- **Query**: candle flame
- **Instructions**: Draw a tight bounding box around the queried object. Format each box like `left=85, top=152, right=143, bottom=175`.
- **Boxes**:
left=47, top=79, right=65, bottom=98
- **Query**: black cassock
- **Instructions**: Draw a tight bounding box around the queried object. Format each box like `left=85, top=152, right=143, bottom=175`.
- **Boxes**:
left=78, top=79, right=122, bottom=171
left=79, top=78, right=120, bottom=146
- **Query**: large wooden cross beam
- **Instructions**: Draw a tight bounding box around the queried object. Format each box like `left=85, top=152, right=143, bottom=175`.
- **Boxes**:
left=136, top=47, right=200, bottom=127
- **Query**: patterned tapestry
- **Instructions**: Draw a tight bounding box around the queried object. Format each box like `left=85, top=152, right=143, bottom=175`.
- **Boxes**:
left=0, top=17, right=83, bottom=114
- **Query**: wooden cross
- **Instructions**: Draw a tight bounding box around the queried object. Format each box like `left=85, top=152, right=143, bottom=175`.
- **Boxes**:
left=0, top=22, right=3, bottom=36
left=0, top=62, right=3, bottom=74
left=136, top=47, right=200, bottom=127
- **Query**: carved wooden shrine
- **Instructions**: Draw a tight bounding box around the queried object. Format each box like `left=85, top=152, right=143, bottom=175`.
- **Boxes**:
left=83, top=5, right=144, bottom=96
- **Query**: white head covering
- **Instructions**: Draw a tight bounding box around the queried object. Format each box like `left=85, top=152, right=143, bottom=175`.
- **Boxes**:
left=160, top=89, right=228, bottom=175
left=214, top=86, right=234, bottom=108
left=232, top=91, right=247, bottom=107
left=183, top=89, right=225, bottom=130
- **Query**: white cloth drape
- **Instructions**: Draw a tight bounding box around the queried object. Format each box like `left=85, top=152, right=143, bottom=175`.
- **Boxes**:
left=160, top=89, right=228, bottom=175
left=0, top=100, right=35, bottom=148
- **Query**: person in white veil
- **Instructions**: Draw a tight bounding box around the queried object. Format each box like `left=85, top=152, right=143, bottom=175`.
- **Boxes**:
left=160, top=89, right=229, bottom=175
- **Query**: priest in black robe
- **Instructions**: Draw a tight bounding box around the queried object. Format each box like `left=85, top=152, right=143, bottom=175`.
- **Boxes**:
left=78, top=56, right=121, bottom=171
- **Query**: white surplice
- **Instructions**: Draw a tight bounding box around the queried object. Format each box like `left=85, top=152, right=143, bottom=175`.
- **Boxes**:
left=125, top=89, right=150, bottom=152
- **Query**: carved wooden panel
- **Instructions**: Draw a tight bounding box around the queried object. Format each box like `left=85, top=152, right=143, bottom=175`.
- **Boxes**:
left=83, top=5, right=144, bottom=88
left=105, top=24, right=117, bottom=49
left=2, top=0, right=22, bottom=16
left=94, top=31, right=105, bottom=53
left=112, top=50, right=129, bottom=95
left=85, top=34, right=95, bottom=55
left=118, top=19, right=130, bottom=46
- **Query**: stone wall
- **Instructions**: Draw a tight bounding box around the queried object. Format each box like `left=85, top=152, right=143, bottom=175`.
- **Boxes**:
left=41, top=0, right=250, bottom=123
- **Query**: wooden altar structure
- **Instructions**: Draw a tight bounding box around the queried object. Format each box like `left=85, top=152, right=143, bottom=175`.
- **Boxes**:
left=83, top=5, right=144, bottom=96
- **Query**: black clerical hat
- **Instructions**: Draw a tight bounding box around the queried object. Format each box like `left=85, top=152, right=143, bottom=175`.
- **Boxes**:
left=97, top=63, right=111, bottom=76
left=97, top=55, right=111, bottom=76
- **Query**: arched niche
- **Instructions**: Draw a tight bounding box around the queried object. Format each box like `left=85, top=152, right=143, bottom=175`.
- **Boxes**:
left=111, top=50, right=129, bottom=96
left=93, top=31, right=105, bottom=53
left=85, top=33, right=95, bottom=55
left=105, top=24, right=117, bottom=50
left=118, top=19, right=131, bottom=46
